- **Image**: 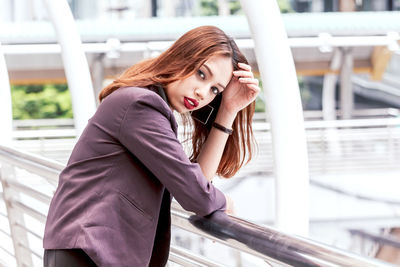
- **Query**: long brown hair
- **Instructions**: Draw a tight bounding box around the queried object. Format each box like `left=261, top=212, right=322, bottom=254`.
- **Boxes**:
left=99, top=25, right=256, bottom=178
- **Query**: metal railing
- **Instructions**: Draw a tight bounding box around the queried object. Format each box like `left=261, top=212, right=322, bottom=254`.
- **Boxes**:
left=234, top=112, right=400, bottom=181
left=0, top=144, right=395, bottom=267
left=10, top=109, right=400, bottom=173
left=350, top=229, right=400, bottom=250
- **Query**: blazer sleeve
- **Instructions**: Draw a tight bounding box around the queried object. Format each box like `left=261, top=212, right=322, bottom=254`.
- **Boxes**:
left=118, top=93, right=226, bottom=216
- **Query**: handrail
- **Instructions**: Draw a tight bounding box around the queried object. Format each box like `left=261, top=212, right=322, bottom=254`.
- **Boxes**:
left=14, top=223, right=43, bottom=240
left=0, top=229, right=11, bottom=238
left=0, top=144, right=63, bottom=186
left=11, top=199, right=47, bottom=223
left=10, top=108, right=399, bottom=128
left=13, top=118, right=75, bottom=128
left=8, top=116, right=400, bottom=144
left=350, top=229, right=400, bottom=249
left=12, top=129, right=77, bottom=139
left=6, top=179, right=52, bottom=204
left=0, top=246, right=15, bottom=258
left=0, top=144, right=396, bottom=266
left=0, top=145, right=64, bottom=172
left=171, top=203, right=394, bottom=267
left=252, top=117, right=400, bottom=131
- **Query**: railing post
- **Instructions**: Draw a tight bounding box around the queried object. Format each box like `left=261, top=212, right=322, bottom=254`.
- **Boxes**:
left=322, top=48, right=342, bottom=155
left=323, top=48, right=342, bottom=121
left=91, top=53, right=105, bottom=107
left=340, top=48, right=354, bottom=120
left=0, top=164, right=33, bottom=267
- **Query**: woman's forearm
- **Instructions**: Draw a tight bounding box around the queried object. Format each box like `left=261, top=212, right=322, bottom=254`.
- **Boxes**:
left=196, top=106, right=237, bottom=181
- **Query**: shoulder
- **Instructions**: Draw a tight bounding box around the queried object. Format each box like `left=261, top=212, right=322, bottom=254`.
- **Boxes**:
left=108, top=86, right=166, bottom=106
left=107, top=87, right=178, bottom=132
left=102, top=87, right=172, bottom=117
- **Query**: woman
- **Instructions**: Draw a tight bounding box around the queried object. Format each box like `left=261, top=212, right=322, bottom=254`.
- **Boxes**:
left=43, top=25, right=260, bottom=266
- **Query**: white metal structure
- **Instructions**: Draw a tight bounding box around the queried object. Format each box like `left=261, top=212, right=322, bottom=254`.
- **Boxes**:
left=0, top=42, right=13, bottom=144
left=240, top=0, right=309, bottom=236
left=43, top=0, right=96, bottom=136
left=340, top=48, right=354, bottom=119
left=323, top=48, right=343, bottom=121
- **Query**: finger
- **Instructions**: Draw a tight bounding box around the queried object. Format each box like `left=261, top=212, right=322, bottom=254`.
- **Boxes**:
left=247, top=84, right=261, bottom=95
left=239, top=77, right=259, bottom=85
left=233, top=70, right=254, bottom=78
left=238, top=62, right=251, bottom=71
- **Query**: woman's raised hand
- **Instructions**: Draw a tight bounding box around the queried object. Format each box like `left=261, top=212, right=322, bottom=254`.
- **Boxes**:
left=221, top=63, right=260, bottom=115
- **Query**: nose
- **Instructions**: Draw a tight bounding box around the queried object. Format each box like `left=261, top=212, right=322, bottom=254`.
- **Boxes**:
left=194, top=86, right=207, bottom=101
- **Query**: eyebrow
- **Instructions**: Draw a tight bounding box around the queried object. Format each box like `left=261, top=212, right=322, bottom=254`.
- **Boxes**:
left=203, top=64, right=227, bottom=90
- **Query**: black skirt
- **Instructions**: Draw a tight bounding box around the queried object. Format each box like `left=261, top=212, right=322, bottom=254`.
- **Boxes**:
left=43, top=249, right=97, bottom=267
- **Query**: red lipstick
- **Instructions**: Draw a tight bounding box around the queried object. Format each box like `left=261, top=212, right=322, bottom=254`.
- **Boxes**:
left=184, top=97, right=198, bottom=110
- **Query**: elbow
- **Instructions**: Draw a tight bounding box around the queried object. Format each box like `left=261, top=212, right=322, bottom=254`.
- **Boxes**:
left=196, top=200, right=220, bottom=217
left=184, top=202, right=217, bottom=217
left=201, top=200, right=226, bottom=217
left=179, top=192, right=226, bottom=217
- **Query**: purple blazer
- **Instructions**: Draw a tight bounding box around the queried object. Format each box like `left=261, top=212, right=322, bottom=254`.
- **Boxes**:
left=43, top=87, right=227, bottom=266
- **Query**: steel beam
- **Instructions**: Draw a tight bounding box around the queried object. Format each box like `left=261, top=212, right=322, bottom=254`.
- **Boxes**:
left=43, top=0, right=96, bottom=136
left=239, top=0, right=309, bottom=235
left=0, top=42, right=13, bottom=144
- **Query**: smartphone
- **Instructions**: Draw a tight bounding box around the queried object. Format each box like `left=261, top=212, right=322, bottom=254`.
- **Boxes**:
left=191, top=105, right=214, bottom=125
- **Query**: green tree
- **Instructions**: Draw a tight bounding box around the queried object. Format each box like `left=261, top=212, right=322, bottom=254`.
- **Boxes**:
left=200, top=0, right=294, bottom=16
left=200, top=0, right=218, bottom=15
left=11, top=84, right=73, bottom=120
left=277, top=0, right=294, bottom=13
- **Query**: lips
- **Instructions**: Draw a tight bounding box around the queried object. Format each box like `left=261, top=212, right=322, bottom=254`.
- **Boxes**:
left=184, top=97, right=199, bottom=110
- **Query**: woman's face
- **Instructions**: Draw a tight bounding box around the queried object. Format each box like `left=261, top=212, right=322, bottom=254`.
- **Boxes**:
left=165, top=55, right=233, bottom=114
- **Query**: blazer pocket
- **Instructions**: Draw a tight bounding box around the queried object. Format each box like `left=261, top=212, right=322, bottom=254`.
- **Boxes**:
left=117, top=191, right=153, bottom=221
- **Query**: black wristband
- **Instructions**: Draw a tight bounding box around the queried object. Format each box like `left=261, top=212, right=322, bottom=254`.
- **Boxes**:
left=212, top=122, right=233, bottom=135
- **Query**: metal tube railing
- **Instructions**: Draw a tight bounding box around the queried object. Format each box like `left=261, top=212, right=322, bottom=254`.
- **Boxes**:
left=14, top=223, right=43, bottom=240
left=0, top=229, right=11, bottom=237
left=0, top=144, right=63, bottom=172
left=251, top=117, right=400, bottom=131
left=11, top=199, right=47, bottom=223
left=0, top=144, right=396, bottom=266
left=6, top=180, right=52, bottom=204
left=171, top=203, right=394, bottom=267
left=18, top=243, right=42, bottom=260
left=350, top=229, right=400, bottom=249
left=0, top=145, right=62, bottom=186
left=0, top=246, right=15, bottom=258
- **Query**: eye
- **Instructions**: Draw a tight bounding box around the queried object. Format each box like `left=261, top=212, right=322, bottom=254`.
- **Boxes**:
left=211, top=86, right=220, bottom=95
left=197, top=70, right=205, bottom=80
